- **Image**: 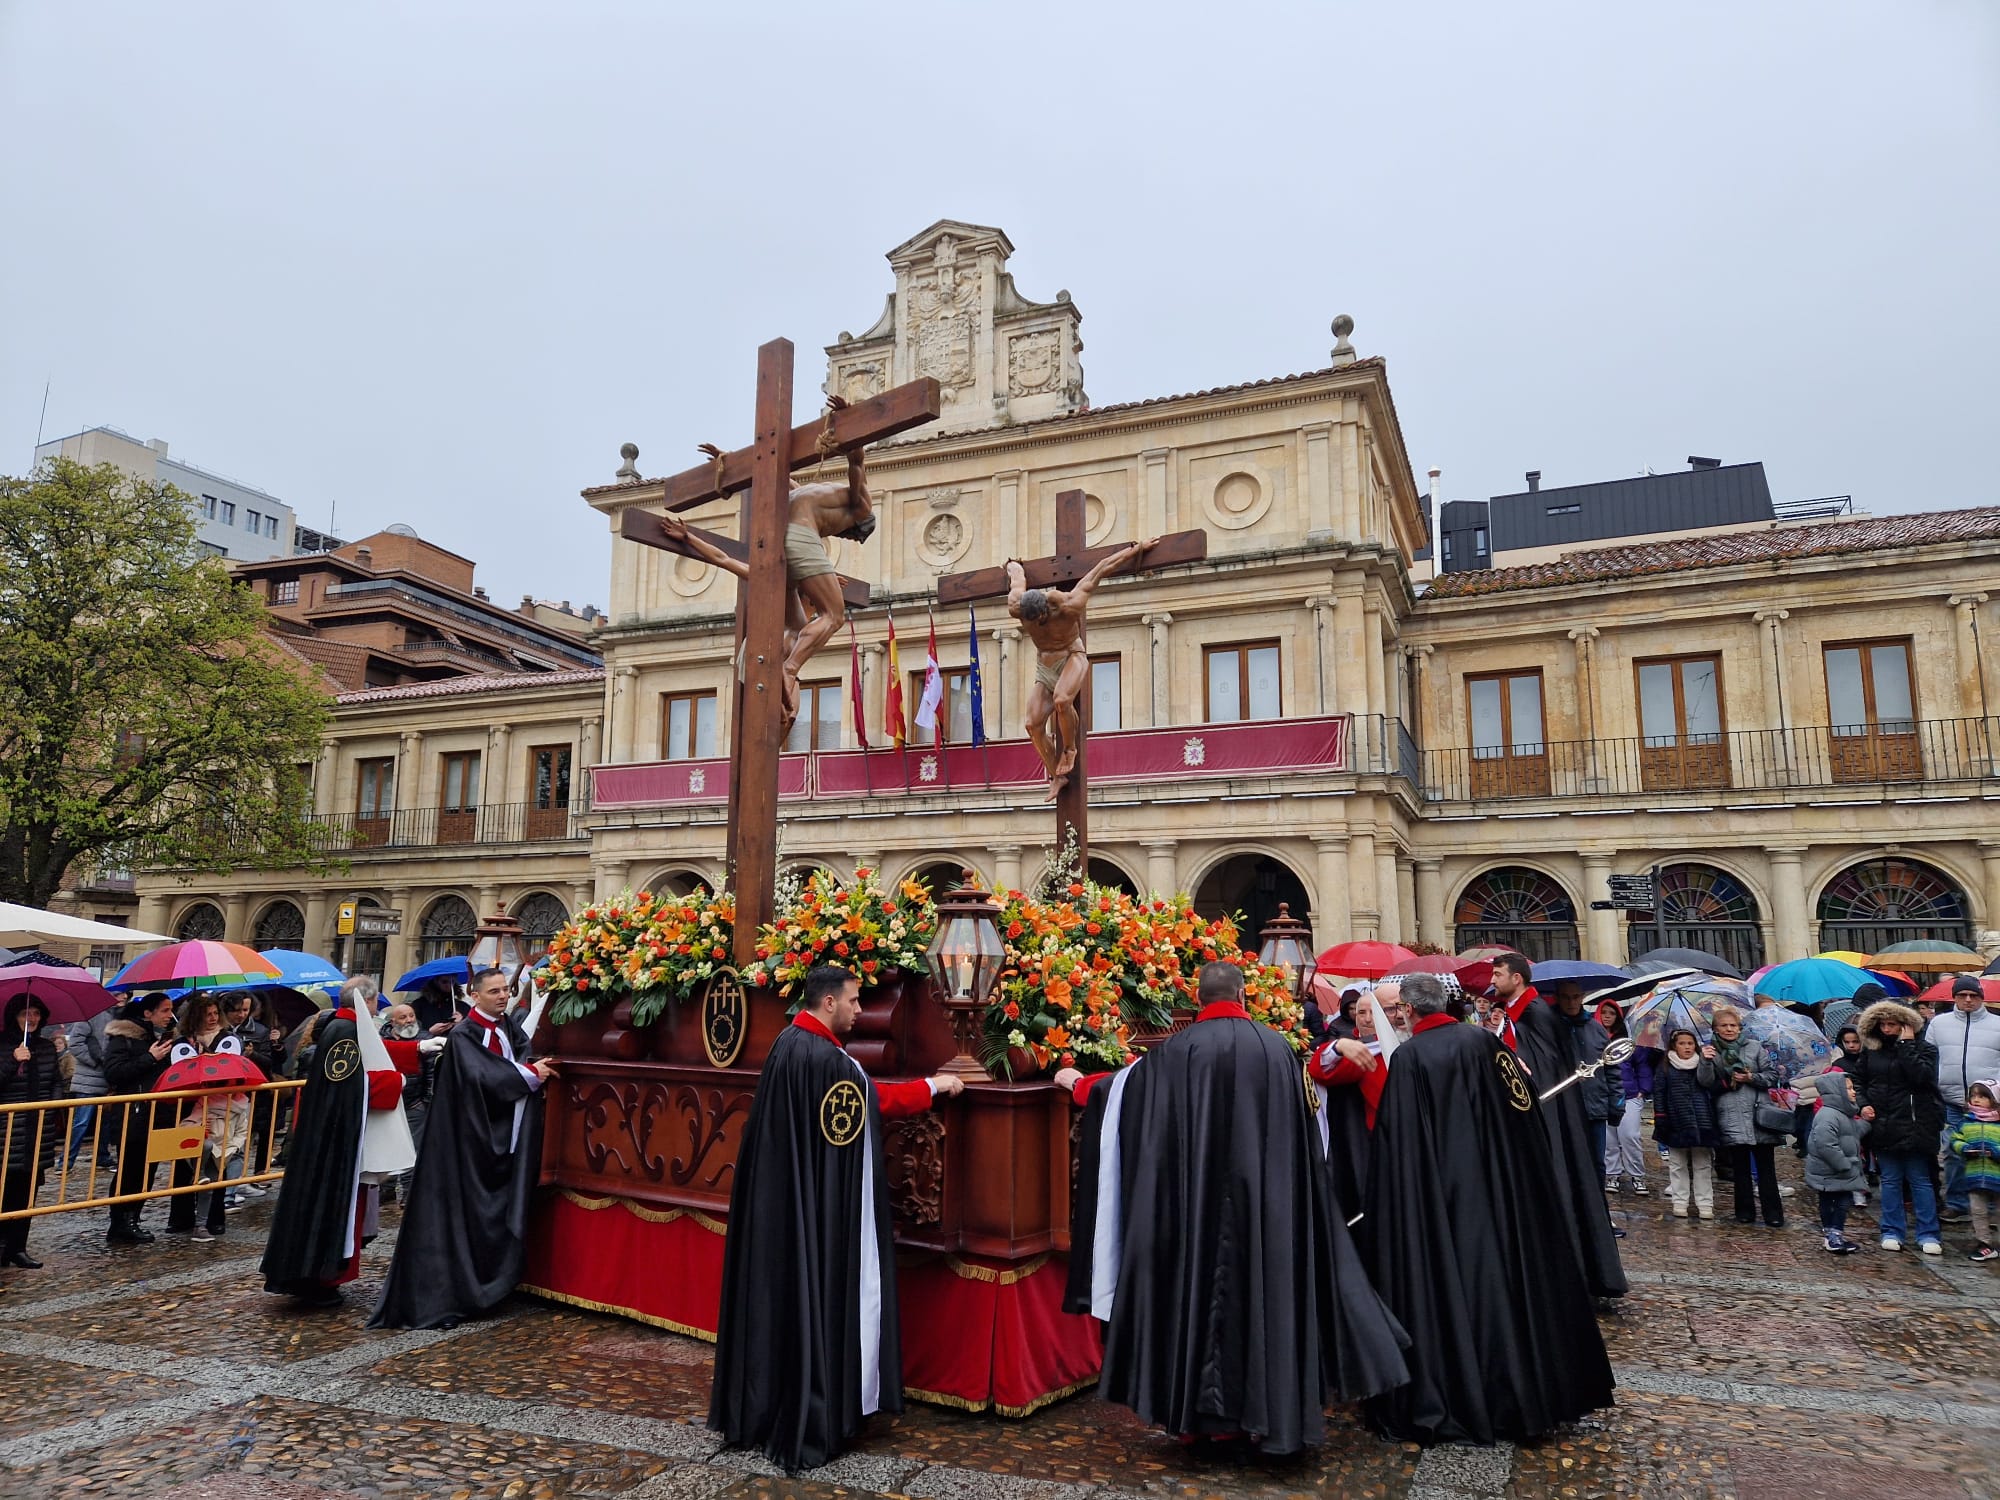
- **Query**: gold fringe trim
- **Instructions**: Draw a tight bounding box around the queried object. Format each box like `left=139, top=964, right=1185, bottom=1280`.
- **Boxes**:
left=903, top=1373, right=1098, bottom=1418
left=933, top=1253, right=1050, bottom=1286
left=517, top=1283, right=717, bottom=1343
left=553, top=1187, right=727, bottom=1235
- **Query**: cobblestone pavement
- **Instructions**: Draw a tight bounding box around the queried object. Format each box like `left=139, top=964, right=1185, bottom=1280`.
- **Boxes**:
left=1, top=1146, right=1994, bottom=1499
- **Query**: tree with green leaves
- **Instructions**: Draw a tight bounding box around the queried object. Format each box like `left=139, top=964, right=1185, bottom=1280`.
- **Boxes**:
left=0, top=456, right=336, bottom=908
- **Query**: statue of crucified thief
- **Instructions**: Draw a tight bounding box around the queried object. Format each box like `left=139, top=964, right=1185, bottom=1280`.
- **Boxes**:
left=1007, top=538, right=1154, bottom=801
left=658, top=428, right=873, bottom=740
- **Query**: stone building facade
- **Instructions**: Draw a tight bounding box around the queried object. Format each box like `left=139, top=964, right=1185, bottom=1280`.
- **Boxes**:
left=133, top=221, right=2000, bottom=978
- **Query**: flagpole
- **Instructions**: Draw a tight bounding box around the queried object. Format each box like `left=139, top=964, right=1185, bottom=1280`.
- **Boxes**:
left=969, top=602, right=993, bottom=789
left=848, top=619, right=872, bottom=797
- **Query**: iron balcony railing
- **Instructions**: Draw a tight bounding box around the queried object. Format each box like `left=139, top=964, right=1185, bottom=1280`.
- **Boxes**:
left=1417, top=716, right=2000, bottom=804
left=308, top=799, right=589, bottom=851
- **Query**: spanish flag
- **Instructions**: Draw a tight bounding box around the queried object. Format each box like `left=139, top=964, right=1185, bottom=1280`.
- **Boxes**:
left=884, top=612, right=906, bottom=748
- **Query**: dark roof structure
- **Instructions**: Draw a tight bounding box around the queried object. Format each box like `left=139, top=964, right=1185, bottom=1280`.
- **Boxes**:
left=335, top=668, right=606, bottom=706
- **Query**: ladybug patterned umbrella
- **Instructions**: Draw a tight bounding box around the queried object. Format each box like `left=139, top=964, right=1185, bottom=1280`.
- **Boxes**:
left=153, top=1035, right=268, bottom=1093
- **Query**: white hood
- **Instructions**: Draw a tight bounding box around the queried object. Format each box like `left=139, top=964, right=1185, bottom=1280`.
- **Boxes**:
left=353, top=1007, right=417, bottom=1176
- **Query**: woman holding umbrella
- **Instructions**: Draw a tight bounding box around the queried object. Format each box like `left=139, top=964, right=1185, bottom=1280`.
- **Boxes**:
left=102, top=993, right=177, bottom=1244
left=1709, top=1005, right=1786, bottom=1229
left=0, top=994, right=69, bottom=1268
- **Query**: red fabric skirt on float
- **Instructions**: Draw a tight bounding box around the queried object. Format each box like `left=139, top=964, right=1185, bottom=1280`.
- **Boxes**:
left=520, top=1188, right=1101, bottom=1415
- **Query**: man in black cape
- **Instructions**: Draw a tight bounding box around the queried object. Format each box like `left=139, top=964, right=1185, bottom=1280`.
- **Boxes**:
left=1362, top=973, right=1615, bottom=1445
left=262, top=977, right=421, bottom=1303
left=709, top=964, right=963, bottom=1472
left=1493, top=952, right=1627, bottom=1300
left=369, top=965, right=553, bottom=1330
left=1056, top=961, right=1410, bottom=1456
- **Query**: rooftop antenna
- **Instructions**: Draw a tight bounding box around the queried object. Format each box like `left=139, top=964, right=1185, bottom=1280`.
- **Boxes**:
left=34, top=381, right=49, bottom=448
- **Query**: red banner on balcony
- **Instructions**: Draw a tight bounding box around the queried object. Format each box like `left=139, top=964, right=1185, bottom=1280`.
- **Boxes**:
left=1093, top=716, right=1347, bottom=782
left=590, top=755, right=811, bottom=810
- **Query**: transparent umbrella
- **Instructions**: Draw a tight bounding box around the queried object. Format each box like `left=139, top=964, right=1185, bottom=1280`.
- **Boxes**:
left=1739, top=1004, right=1835, bottom=1080
left=1623, top=973, right=1748, bottom=1050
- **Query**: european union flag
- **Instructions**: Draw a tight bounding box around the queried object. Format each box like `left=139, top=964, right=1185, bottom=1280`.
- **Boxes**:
left=966, top=604, right=987, bottom=747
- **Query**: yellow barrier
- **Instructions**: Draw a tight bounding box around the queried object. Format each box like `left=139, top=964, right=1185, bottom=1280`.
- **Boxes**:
left=0, top=1080, right=305, bottom=1219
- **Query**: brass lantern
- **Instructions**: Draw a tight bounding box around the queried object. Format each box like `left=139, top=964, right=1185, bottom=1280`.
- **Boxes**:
left=1256, top=902, right=1317, bottom=1002
left=469, top=911, right=527, bottom=975
left=925, top=869, right=1004, bottom=1081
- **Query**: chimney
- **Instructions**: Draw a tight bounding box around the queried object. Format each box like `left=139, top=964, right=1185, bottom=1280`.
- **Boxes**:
left=354, top=545, right=372, bottom=567
left=1687, top=455, right=1721, bottom=469
left=1427, top=466, right=1441, bottom=504
left=1525, top=471, right=1542, bottom=493
left=146, top=438, right=169, bottom=457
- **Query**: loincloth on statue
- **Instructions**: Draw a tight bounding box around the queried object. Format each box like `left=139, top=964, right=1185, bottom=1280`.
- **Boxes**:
left=784, top=522, right=837, bottom=581
left=1034, top=647, right=1087, bottom=693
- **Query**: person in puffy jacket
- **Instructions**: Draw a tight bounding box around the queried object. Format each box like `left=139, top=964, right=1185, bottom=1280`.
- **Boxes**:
left=1804, top=1070, right=1869, bottom=1254
left=1651, top=1027, right=1720, bottom=1218
left=0, top=994, right=68, bottom=1268
left=1948, top=1078, right=2000, bottom=1262
left=1929, top=976, right=2000, bottom=1222
left=64, top=1006, right=116, bottom=1171
left=1601, top=1003, right=1654, bottom=1197
left=1708, top=1006, right=1785, bottom=1228
left=1848, top=999, right=1945, bottom=1254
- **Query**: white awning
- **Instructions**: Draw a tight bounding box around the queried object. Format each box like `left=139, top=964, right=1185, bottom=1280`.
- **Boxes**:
left=0, top=902, right=173, bottom=948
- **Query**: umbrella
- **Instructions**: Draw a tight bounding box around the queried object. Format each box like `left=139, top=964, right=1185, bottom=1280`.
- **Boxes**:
left=1624, top=973, right=1749, bottom=1049
left=1739, top=1005, right=1835, bottom=1079
left=1918, top=975, right=2000, bottom=1006
left=1632, top=946, right=1743, bottom=979
left=1594, top=966, right=1703, bottom=1009
left=1313, top=942, right=1415, bottom=982
left=162, top=983, right=325, bottom=1032
left=1987, top=954, right=2000, bottom=977
left=110, top=940, right=280, bottom=993
left=1385, top=954, right=1470, bottom=979
left=394, top=955, right=472, bottom=993
left=1867, top=940, right=1986, bottom=972
left=153, top=1041, right=268, bottom=1094
left=0, top=962, right=121, bottom=1026
left=1531, top=959, right=1630, bottom=991
left=1753, top=957, right=1873, bottom=1007
left=256, top=949, right=345, bottom=989
left=0, top=900, right=173, bottom=948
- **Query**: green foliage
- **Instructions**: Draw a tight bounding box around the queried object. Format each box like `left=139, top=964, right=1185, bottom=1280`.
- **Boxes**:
left=0, top=457, right=336, bottom=906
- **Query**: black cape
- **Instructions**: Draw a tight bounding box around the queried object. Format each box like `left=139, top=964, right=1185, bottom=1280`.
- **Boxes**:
left=709, top=1023, right=900, bottom=1472
left=1510, top=997, right=1627, bottom=1298
left=368, top=1015, right=542, bottom=1329
left=1361, top=1020, right=1616, bottom=1445
left=1065, top=1014, right=1410, bottom=1455
left=261, top=1013, right=368, bottom=1294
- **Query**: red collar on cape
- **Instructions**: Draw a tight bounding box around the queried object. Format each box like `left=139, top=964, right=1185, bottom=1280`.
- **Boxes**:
left=1502, top=986, right=1540, bottom=1022
left=1195, top=1000, right=1252, bottom=1023
left=793, top=1011, right=841, bottom=1045
left=1412, top=1013, right=1460, bottom=1036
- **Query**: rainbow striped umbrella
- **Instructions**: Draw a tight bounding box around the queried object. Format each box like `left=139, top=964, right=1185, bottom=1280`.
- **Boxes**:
left=108, top=940, right=280, bottom=993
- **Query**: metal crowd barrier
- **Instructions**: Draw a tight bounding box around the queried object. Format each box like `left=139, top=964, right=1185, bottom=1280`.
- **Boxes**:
left=0, top=1080, right=304, bottom=1220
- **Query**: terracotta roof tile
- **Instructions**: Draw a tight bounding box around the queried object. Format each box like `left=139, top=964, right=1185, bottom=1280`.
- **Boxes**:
left=335, top=667, right=606, bottom=706
left=1423, top=506, right=2000, bottom=598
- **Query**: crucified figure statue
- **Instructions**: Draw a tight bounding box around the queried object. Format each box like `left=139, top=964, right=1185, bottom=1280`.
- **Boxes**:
left=1007, top=538, right=1154, bottom=801
left=658, top=438, right=872, bottom=740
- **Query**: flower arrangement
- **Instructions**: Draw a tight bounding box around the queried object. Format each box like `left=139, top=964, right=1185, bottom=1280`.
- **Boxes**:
left=981, top=880, right=1313, bottom=1077
left=741, top=866, right=937, bottom=1000
left=540, top=887, right=736, bottom=1027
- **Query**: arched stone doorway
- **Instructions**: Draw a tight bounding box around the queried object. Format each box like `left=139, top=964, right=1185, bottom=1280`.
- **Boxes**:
left=418, top=894, right=478, bottom=965
left=1816, top=857, right=1973, bottom=955
left=1453, top=866, right=1580, bottom=961
left=1193, top=854, right=1311, bottom=952
left=253, top=900, right=306, bottom=952
left=1086, top=858, right=1141, bottom=897
left=1627, top=863, right=1765, bottom=974
left=176, top=902, right=225, bottom=942
left=512, top=892, right=569, bottom=960
left=909, top=861, right=973, bottom=899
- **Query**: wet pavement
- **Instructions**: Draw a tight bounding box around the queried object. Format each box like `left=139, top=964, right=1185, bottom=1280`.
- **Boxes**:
left=0, top=1146, right=1994, bottom=1499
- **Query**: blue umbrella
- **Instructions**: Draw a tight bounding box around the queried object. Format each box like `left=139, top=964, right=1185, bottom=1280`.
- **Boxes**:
left=1753, top=957, right=1872, bottom=1007
left=1531, top=959, right=1631, bottom=992
left=257, top=949, right=345, bottom=988
left=394, top=955, right=470, bottom=993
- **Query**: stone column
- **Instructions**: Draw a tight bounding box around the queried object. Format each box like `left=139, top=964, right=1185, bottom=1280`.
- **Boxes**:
left=475, top=884, right=501, bottom=923
left=611, top=665, right=639, bottom=762
left=1404, top=643, right=1435, bottom=756
left=1347, top=828, right=1379, bottom=940
left=382, top=887, right=414, bottom=987
left=1140, top=447, right=1171, bottom=538
left=395, top=731, right=423, bottom=811
left=990, top=843, right=1024, bottom=895
left=594, top=860, right=632, bottom=902
left=486, top=723, right=512, bottom=806
left=222, top=891, right=251, bottom=945
left=580, top=715, right=602, bottom=768
left=1304, top=596, right=1333, bottom=715
left=1336, top=411, right=1364, bottom=541
left=1568, top=626, right=1602, bottom=791
left=1397, top=859, right=1417, bottom=947
left=313, top=742, right=338, bottom=816
left=1767, top=847, right=1811, bottom=959
left=1581, top=852, right=1621, bottom=963
left=569, top=879, right=595, bottom=914
left=995, top=470, right=1022, bottom=569
left=303, top=891, right=332, bottom=956
left=1949, top=594, right=1993, bottom=770
left=1374, top=849, right=1401, bottom=943
left=1312, top=835, right=1352, bottom=949
left=134, top=892, right=171, bottom=941
left=1140, top=839, right=1179, bottom=900
left=1753, top=609, right=1792, bottom=785
left=1413, top=858, right=1446, bottom=948
left=1977, top=841, right=2000, bottom=948
left=1142, top=613, right=1174, bottom=726
left=991, top=628, right=1019, bottom=739
left=860, top=643, right=885, bottom=743
left=1331, top=586, right=1368, bottom=717
left=1363, top=598, right=1386, bottom=720
left=1300, top=422, right=1334, bottom=538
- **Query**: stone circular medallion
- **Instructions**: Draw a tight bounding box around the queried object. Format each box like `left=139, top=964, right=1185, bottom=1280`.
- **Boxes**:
left=1202, top=471, right=1271, bottom=531
left=820, top=1079, right=866, bottom=1146
left=701, top=968, right=747, bottom=1069
left=1082, top=492, right=1115, bottom=545
left=667, top=553, right=713, bottom=597
left=918, top=511, right=970, bottom=566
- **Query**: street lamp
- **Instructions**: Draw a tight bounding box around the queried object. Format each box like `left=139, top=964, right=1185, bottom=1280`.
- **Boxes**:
left=1256, top=902, right=1317, bottom=1003
left=469, top=911, right=526, bottom=975
left=925, top=869, right=1004, bottom=1082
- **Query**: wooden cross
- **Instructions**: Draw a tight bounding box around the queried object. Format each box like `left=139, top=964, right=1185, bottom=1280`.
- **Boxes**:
left=936, top=489, right=1205, bottom=872
left=624, top=338, right=939, bottom=963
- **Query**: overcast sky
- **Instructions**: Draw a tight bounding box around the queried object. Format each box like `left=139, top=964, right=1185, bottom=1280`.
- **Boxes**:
left=4, top=2, right=1994, bottom=608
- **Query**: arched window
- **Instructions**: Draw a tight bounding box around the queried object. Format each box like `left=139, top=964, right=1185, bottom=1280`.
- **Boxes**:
left=1453, top=867, right=1580, bottom=961
left=418, top=894, right=478, bottom=965
left=176, top=903, right=225, bottom=943
left=512, top=892, right=569, bottom=960
left=1193, top=854, right=1313, bottom=953
left=1817, top=858, right=1972, bottom=954
left=1086, top=858, right=1142, bottom=898
left=1628, top=864, right=1765, bottom=974
left=253, top=900, right=307, bottom=952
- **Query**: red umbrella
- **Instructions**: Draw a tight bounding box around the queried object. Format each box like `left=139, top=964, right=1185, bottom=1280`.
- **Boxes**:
left=0, top=962, right=120, bottom=1025
left=1919, top=975, right=2000, bottom=1007
left=153, top=1043, right=267, bottom=1094
left=1314, top=941, right=1417, bottom=981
